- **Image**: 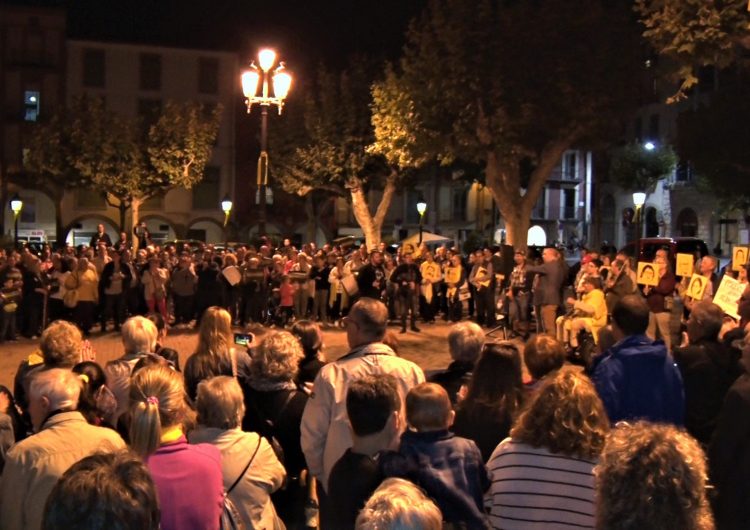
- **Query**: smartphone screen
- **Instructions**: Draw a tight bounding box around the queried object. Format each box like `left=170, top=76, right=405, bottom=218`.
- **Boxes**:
left=234, top=333, right=254, bottom=346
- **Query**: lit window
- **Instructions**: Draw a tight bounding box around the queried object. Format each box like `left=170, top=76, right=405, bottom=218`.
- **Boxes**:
left=24, top=91, right=40, bottom=121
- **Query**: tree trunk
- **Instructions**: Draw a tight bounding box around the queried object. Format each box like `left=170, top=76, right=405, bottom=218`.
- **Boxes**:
left=54, top=198, right=65, bottom=248
left=349, top=172, right=397, bottom=250
left=118, top=204, right=127, bottom=233
left=131, top=198, right=142, bottom=252
left=484, top=136, right=576, bottom=250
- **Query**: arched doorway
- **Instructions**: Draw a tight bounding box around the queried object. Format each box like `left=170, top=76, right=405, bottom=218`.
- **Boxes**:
left=645, top=207, right=660, bottom=237
left=65, top=215, right=119, bottom=247
left=187, top=218, right=224, bottom=243
left=140, top=216, right=179, bottom=244
left=675, top=208, right=698, bottom=237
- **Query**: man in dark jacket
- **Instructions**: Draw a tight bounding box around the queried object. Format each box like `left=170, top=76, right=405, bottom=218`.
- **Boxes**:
left=356, top=250, right=385, bottom=301
left=590, top=294, right=685, bottom=425
left=672, top=301, right=741, bottom=445
left=709, top=328, right=750, bottom=530
left=526, top=247, right=564, bottom=337
left=391, top=252, right=422, bottom=333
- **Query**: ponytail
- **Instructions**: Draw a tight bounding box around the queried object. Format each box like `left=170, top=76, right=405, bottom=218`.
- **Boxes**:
left=128, top=365, right=188, bottom=458
left=130, top=398, right=162, bottom=457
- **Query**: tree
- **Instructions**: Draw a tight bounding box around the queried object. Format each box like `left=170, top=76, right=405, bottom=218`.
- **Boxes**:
left=271, top=61, right=400, bottom=249
left=26, top=97, right=221, bottom=249
left=677, top=79, right=750, bottom=212
left=609, top=142, right=678, bottom=192
left=372, top=0, right=641, bottom=249
left=635, top=0, right=750, bottom=102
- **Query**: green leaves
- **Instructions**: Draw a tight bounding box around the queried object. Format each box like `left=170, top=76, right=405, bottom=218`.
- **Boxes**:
left=24, top=96, right=221, bottom=209
left=609, top=142, right=678, bottom=192
left=635, top=0, right=750, bottom=102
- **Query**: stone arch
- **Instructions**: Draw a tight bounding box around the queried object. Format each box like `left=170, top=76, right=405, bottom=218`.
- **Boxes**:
left=186, top=217, right=225, bottom=243
left=675, top=208, right=698, bottom=237
left=64, top=215, right=119, bottom=247
left=139, top=215, right=181, bottom=243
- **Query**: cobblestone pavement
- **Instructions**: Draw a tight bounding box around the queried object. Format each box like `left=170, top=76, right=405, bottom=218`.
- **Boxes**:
left=0, top=320, right=517, bottom=390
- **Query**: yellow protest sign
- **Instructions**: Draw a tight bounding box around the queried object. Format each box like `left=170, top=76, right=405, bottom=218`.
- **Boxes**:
left=686, top=274, right=707, bottom=300
left=675, top=253, right=694, bottom=277
left=732, top=246, right=749, bottom=271
left=444, top=266, right=461, bottom=284
left=637, top=262, right=658, bottom=286
left=713, top=274, right=744, bottom=320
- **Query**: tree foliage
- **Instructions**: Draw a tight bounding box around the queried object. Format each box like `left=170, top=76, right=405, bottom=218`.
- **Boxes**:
left=372, top=0, right=641, bottom=247
left=25, top=96, right=221, bottom=242
left=635, top=0, right=750, bottom=102
left=609, top=142, right=678, bottom=192
left=270, top=60, right=400, bottom=248
left=677, top=79, right=750, bottom=211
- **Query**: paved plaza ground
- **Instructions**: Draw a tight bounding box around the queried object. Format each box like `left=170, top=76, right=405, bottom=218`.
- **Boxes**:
left=0, top=320, right=519, bottom=391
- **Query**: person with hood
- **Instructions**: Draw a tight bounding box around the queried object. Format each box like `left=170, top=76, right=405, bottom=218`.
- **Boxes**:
left=589, top=294, right=685, bottom=425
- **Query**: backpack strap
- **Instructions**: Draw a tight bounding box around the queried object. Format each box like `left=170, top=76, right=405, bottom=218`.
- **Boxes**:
left=227, top=435, right=262, bottom=494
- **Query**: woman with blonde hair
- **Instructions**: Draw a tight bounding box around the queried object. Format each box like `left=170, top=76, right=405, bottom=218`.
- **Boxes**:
left=356, top=478, right=443, bottom=530
left=486, top=366, right=610, bottom=529
left=129, top=365, right=223, bottom=530
left=183, top=306, right=250, bottom=400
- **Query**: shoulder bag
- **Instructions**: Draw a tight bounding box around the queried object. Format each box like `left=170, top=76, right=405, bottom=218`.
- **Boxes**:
left=220, top=435, right=262, bottom=530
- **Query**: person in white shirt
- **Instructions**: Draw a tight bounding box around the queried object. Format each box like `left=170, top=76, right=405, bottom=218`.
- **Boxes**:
left=301, top=298, right=425, bottom=491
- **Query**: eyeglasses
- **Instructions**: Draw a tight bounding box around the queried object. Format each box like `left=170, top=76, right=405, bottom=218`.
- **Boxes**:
left=342, top=316, right=359, bottom=329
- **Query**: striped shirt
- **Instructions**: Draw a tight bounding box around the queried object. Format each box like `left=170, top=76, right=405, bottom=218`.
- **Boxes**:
left=486, top=438, right=596, bottom=530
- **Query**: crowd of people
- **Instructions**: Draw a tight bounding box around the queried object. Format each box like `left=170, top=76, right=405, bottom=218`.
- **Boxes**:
left=1, top=228, right=750, bottom=529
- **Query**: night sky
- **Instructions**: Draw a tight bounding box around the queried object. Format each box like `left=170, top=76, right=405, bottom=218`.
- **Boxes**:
left=4, top=0, right=426, bottom=71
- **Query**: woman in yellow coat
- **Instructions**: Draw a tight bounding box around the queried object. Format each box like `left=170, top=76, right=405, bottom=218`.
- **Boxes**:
left=65, top=257, right=99, bottom=336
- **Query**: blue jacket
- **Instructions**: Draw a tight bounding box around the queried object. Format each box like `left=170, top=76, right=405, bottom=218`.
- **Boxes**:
left=381, top=429, right=490, bottom=529
left=591, top=334, right=685, bottom=425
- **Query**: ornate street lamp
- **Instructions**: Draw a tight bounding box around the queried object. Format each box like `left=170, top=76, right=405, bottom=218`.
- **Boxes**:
left=633, top=192, right=646, bottom=254
left=241, top=48, right=292, bottom=237
left=9, top=194, right=23, bottom=248
left=416, top=200, right=427, bottom=246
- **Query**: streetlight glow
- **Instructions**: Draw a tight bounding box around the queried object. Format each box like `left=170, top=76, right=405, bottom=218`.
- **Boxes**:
left=272, top=68, right=292, bottom=100
left=643, top=141, right=656, bottom=151
left=258, top=48, right=277, bottom=72
left=632, top=192, right=646, bottom=207
left=241, top=68, right=260, bottom=98
left=221, top=196, right=233, bottom=215
left=10, top=194, right=23, bottom=215
left=416, top=201, right=427, bottom=216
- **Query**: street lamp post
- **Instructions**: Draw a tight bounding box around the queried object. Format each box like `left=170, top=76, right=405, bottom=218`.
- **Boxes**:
left=633, top=191, right=646, bottom=256
left=221, top=195, right=233, bottom=249
left=9, top=194, right=23, bottom=249
left=241, top=48, right=292, bottom=238
left=416, top=200, right=427, bottom=246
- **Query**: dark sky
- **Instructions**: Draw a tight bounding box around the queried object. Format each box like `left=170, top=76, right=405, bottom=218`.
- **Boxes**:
left=4, top=0, right=426, bottom=71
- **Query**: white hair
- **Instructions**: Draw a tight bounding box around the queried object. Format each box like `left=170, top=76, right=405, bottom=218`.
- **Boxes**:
left=30, top=368, right=81, bottom=411
left=121, top=316, right=158, bottom=355
left=447, top=321, right=485, bottom=363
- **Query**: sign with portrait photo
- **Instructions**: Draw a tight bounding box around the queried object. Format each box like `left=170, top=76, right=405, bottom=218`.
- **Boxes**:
left=686, top=274, right=707, bottom=301
left=675, top=253, right=694, bottom=277
left=637, top=262, right=659, bottom=286
left=713, top=274, right=744, bottom=320
left=732, top=246, right=749, bottom=272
